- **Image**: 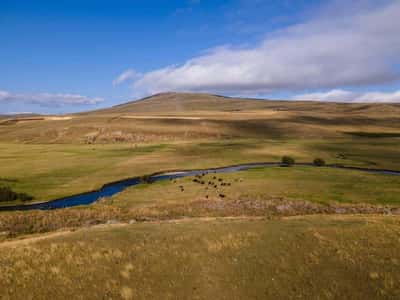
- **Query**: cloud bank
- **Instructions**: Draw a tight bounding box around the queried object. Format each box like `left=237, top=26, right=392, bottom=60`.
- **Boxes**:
left=0, top=90, right=103, bottom=106
left=121, top=1, right=400, bottom=97
left=293, top=89, right=400, bottom=103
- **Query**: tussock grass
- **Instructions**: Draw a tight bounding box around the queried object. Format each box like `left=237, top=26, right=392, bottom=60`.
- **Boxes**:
left=1, top=216, right=400, bottom=299
left=1, top=195, right=399, bottom=238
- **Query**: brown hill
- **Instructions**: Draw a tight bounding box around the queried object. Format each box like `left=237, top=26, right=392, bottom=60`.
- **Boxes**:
left=91, top=92, right=400, bottom=115
left=0, top=92, right=399, bottom=143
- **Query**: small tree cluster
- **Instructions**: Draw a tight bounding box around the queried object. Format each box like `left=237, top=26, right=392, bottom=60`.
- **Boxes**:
left=313, top=158, right=326, bottom=167
left=0, top=186, right=33, bottom=202
left=281, top=156, right=295, bottom=166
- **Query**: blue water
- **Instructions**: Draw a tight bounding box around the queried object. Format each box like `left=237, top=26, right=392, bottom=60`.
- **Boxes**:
left=0, top=163, right=399, bottom=211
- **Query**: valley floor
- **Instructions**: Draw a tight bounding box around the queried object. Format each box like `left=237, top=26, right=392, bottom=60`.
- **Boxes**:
left=1, top=137, right=400, bottom=204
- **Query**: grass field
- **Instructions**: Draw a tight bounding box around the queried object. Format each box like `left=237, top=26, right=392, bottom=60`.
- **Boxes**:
left=107, top=166, right=400, bottom=209
left=1, top=93, right=400, bottom=298
left=1, top=215, right=400, bottom=299
left=0, top=137, right=399, bottom=204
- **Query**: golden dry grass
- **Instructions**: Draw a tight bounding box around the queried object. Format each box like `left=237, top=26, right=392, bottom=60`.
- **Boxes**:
left=1, top=215, right=400, bottom=299
left=0, top=92, right=399, bottom=143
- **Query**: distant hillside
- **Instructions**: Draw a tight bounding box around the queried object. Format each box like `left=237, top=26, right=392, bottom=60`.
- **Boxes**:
left=91, top=92, right=266, bottom=114
left=89, top=92, right=400, bottom=115
left=0, top=92, right=399, bottom=144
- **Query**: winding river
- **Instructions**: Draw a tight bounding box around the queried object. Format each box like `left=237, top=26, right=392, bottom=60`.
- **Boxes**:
left=0, top=163, right=399, bottom=212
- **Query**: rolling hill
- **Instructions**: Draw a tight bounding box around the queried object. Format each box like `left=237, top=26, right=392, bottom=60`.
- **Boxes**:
left=93, top=92, right=400, bottom=114
left=0, top=92, right=399, bottom=144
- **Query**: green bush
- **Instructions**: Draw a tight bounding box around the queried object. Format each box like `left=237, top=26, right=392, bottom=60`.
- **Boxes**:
left=0, top=186, right=33, bottom=202
left=313, top=158, right=326, bottom=167
left=140, top=175, right=154, bottom=184
left=17, top=192, right=34, bottom=201
left=281, top=156, right=295, bottom=166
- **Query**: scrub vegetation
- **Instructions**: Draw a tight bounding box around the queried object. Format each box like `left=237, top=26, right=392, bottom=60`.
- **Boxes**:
left=0, top=186, right=33, bottom=202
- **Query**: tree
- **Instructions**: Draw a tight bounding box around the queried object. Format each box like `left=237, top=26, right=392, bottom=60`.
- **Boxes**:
left=281, top=156, right=295, bottom=166
left=0, top=186, right=33, bottom=202
left=313, top=158, right=326, bottom=167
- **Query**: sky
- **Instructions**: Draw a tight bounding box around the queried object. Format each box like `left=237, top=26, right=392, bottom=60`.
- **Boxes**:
left=1, top=0, right=400, bottom=114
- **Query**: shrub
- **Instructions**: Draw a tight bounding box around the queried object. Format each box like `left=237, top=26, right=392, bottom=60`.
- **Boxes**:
left=17, top=192, right=34, bottom=201
left=0, top=186, right=16, bottom=202
left=0, top=186, right=34, bottom=202
left=313, top=158, right=326, bottom=167
left=281, top=156, right=295, bottom=166
left=140, top=175, right=153, bottom=184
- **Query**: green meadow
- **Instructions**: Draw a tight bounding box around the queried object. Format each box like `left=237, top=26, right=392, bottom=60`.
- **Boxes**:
left=0, top=136, right=400, bottom=204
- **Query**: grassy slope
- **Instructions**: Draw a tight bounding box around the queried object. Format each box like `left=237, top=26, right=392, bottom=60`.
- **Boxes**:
left=1, top=216, right=400, bottom=299
left=0, top=92, right=399, bottom=144
left=98, top=92, right=400, bottom=114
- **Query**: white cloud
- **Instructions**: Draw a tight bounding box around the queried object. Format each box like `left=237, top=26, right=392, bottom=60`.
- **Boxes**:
left=113, top=69, right=140, bottom=86
left=292, top=89, right=400, bottom=103
left=128, top=1, right=400, bottom=95
left=356, top=91, right=400, bottom=103
left=0, top=90, right=11, bottom=101
left=0, top=90, right=103, bottom=106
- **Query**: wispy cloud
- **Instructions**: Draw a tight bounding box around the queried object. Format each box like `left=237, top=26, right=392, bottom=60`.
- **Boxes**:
left=293, top=89, right=400, bottom=103
left=0, top=91, right=11, bottom=101
left=112, top=69, right=140, bottom=86
left=128, top=1, right=400, bottom=96
left=0, top=90, right=103, bottom=106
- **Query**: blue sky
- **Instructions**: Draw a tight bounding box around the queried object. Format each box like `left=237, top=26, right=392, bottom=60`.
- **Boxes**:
left=1, top=0, right=400, bottom=113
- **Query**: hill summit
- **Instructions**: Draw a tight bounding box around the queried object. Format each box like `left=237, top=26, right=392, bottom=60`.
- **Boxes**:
left=98, top=92, right=271, bottom=114
left=92, top=92, right=400, bottom=115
